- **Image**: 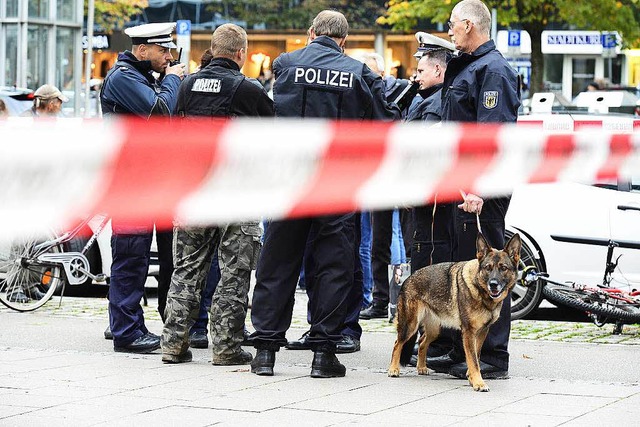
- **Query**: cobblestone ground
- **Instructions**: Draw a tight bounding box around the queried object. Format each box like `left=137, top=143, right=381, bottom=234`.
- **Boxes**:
left=2, top=290, right=639, bottom=346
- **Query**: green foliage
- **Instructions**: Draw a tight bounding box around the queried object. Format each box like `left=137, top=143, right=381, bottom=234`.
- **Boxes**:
left=210, top=0, right=387, bottom=30
left=379, top=0, right=640, bottom=47
left=87, top=0, right=148, bottom=33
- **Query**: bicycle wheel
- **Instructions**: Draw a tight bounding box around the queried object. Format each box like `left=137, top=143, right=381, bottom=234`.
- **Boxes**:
left=543, top=285, right=640, bottom=324
left=0, top=233, right=63, bottom=311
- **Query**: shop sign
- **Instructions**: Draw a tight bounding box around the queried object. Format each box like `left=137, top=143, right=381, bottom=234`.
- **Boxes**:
left=82, top=35, right=110, bottom=50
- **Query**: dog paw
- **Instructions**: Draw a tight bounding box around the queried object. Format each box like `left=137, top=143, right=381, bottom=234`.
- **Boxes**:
left=388, top=368, right=400, bottom=377
left=417, top=366, right=429, bottom=375
left=472, top=382, right=489, bottom=392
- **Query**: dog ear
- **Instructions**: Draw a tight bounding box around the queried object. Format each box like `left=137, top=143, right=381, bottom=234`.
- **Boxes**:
left=476, top=233, right=491, bottom=261
left=504, top=233, right=522, bottom=265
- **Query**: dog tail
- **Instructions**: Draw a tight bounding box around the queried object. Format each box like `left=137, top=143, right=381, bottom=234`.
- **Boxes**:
left=399, top=332, right=418, bottom=366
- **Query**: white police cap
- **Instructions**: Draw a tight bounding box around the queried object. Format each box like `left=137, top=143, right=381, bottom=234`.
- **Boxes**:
left=124, top=22, right=177, bottom=49
left=414, top=32, right=455, bottom=58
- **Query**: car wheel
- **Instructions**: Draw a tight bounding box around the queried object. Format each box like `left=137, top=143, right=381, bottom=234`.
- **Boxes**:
left=507, top=229, right=545, bottom=320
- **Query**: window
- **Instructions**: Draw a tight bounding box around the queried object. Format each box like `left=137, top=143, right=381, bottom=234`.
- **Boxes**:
left=56, top=27, right=74, bottom=90
left=27, top=25, right=48, bottom=89
left=543, top=54, right=563, bottom=91
left=57, top=0, right=76, bottom=21
left=28, top=0, right=49, bottom=19
left=4, top=25, right=18, bottom=87
left=6, top=0, right=19, bottom=17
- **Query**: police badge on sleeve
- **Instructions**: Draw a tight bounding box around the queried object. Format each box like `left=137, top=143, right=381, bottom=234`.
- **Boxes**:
left=483, top=91, right=498, bottom=109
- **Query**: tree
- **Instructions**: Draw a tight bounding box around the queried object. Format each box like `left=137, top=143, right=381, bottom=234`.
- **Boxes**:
left=88, top=0, right=148, bottom=32
left=215, top=0, right=387, bottom=30
left=378, top=0, right=640, bottom=95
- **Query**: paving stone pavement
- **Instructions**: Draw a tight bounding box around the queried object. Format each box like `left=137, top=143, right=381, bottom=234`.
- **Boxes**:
left=1, top=290, right=639, bottom=426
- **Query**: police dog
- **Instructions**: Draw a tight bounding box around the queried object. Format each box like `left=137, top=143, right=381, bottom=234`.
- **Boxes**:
left=387, top=233, right=521, bottom=392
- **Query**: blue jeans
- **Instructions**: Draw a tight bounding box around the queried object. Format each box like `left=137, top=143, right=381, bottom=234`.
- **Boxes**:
left=390, top=209, right=406, bottom=265
left=359, top=211, right=373, bottom=307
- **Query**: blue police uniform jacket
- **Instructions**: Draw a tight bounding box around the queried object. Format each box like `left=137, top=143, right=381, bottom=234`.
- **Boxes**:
left=441, top=40, right=520, bottom=123
left=405, top=84, right=443, bottom=122
left=100, top=51, right=181, bottom=118
left=441, top=40, right=520, bottom=225
left=272, top=36, right=399, bottom=120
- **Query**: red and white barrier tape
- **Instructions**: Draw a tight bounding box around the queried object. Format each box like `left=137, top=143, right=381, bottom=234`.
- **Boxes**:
left=0, top=117, right=638, bottom=240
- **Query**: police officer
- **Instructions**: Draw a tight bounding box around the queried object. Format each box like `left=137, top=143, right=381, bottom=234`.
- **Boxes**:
left=250, top=10, right=399, bottom=378
left=405, top=33, right=453, bottom=123
left=405, top=34, right=459, bottom=365
left=161, top=23, right=273, bottom=365
left=426, top=0, right=521, bottom=379
left=100, top=22, right=185, bottom=353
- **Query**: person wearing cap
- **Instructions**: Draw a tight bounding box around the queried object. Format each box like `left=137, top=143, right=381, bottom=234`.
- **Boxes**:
left=21, top=84, right=68, bottom=117
left=405, top=33, right=453, bottom=122
left=160, top=23, right=273, bottom=366
left=403, top=34, right=459, bottom=366
left=99, top=22, right=185, bottom=354
left=426, top=0, right=520, bottom=380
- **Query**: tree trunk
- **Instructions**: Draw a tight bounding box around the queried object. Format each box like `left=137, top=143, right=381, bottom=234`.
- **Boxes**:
left=526, top=25, right=544, bottom=97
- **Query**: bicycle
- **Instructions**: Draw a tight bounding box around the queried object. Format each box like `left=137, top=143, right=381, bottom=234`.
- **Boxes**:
left=520, top=234, right=640, bottom=334
left=0, top=215, right=109, bottom=312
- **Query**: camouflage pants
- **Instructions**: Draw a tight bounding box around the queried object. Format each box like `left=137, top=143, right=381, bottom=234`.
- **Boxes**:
left=161, top=221, right=261, bottom=360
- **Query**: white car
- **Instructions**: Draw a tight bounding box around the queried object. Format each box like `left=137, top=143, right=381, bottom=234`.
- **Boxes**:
left=506, top=178, right=640, bottom=319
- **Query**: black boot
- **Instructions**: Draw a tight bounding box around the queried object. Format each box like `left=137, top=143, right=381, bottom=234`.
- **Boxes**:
left=310, top=351, right=346, bottom=378
left=359, top=304, right=387, bottom=319
left=251, top=349, right=275, bottom=376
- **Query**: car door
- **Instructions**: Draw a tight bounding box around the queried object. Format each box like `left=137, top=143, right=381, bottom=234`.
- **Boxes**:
left=608, top=177, right=640, bottom=287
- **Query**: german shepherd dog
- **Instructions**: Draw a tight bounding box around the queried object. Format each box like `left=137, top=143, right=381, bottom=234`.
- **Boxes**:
left=388, top=233, right=521, bottom=392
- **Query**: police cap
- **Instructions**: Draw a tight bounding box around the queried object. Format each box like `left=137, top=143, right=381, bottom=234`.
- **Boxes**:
left=124, top=23, right=177, bottom=49
left=414, top=32, right=455, bottom=58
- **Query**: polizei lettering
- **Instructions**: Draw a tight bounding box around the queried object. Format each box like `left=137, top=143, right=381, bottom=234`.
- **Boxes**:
left=192, top=78, right=222, bottom=93
left=294, top=67, right=354, bottom=90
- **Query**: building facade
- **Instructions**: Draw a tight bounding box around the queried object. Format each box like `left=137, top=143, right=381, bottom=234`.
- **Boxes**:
left=0, top=0, right=83, bottom=111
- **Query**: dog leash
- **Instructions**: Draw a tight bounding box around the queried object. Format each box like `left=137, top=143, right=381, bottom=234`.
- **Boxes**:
left=476, top=212, right=482, bottom=235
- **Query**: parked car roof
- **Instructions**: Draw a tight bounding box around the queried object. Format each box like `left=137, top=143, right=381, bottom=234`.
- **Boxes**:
left=0, top=86, right=34, bottom=116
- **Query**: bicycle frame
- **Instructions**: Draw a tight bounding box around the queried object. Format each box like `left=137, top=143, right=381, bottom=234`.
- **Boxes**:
left=520, top=237, right=640, bottom=333
left=26, top=215, right=110, bottom=285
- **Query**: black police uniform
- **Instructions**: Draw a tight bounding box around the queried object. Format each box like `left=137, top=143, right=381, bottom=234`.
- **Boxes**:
left=176, top=57, right=274, bottom=117
left=405, top=83, right=444, bottom=123
left=441, top=40, right=520, bottom=371
left=99, top=50, right=179, bottom=348
left=251, top=35, right=399, bottom=353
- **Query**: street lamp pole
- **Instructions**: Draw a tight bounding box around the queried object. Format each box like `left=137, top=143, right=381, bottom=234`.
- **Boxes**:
left=84, top=0, right=95, bottom=117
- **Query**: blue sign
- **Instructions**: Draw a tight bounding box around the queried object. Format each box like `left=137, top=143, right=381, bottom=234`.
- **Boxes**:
left=508, top=30, right=521, bottom=47
left=601, top=33, right=616, bottom=48
left=176, top=20, right=191, bottom=36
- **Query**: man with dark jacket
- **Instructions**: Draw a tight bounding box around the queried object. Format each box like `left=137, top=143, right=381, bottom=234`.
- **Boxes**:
left=161, top=23, right=274, bottom=365
left=426, top=0, right=521, bottom=379
left=100, top=22, right=184, bottom=354
left=250, top=10, right=399, bottom=378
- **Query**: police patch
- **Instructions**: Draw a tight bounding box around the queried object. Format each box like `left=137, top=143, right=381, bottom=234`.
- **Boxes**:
left=483, top=91, right=498, bottom=109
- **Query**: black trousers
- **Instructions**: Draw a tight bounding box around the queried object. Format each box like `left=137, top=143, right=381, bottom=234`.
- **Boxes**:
left=370, top=209, right=392, bottom=308
left=450, top=201, right=511, bottom=370
left=155, top=230, right=175, bottom=322
left=305, top=213, right=363, bottom=340
left=251, top=214, right=355, bottom=352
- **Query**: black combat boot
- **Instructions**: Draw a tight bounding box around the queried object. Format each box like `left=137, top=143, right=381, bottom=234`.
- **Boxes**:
left=310, top=351, right=346, bottom=378
left=251, top=349, right=275, bottom=376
